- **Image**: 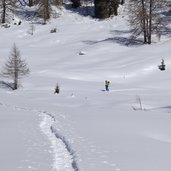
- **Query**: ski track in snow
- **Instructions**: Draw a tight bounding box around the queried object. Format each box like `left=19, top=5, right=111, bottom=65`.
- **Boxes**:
left=0, top=101, right=79, bottom=171
left=40, top=111, right=79, bottom=171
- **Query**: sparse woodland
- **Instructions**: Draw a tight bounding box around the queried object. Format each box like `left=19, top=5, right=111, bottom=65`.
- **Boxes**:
left=0, top=0, right=170, bottom=43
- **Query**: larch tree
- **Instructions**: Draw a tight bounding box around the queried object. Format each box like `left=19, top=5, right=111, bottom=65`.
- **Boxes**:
left=128, top=0, right=168, bottom=44
left=37, top=0, right=51, bottom=24
left=1, top=44, right=30, bottom=90
left=0, top=0, right=16, bottom=23
left=37, top=0, right=63, bottom=24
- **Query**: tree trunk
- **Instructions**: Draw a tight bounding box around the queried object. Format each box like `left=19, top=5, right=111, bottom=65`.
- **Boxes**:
left=14, top=52, right=18, bottom=90
left=13, top=79, right=18, bottom=90
left=2, top=0, right=6, bottom=23
left=147, top=0, right=152, bottom=44
left=120, top=0, right=125, bottom=5
left=39, top=0, right=50, bottom=24
left=28, top=0, right=33, bottom=6
left=141, top=0, right=147, bottom=43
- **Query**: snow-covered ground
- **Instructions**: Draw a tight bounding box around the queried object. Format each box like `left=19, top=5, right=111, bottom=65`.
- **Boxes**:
left=1, top=5, right=171, bottom=171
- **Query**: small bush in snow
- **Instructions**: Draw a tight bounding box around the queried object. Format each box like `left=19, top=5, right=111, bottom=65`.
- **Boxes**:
left=13, top=20, right=21, bottom=25
left=79, top=51, right=86, bottom=55
left=50, top=28, right=57, bottom=33
left=54, top=84, right=60, bottom=94
left=1, top=23, right=10, bottom=28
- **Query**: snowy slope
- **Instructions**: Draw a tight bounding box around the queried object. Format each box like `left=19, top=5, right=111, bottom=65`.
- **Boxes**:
left=0, top=6, right=171, bottom=171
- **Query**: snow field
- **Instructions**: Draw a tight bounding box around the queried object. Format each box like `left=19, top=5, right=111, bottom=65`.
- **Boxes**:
left=0, top=6, right=171, bottom=171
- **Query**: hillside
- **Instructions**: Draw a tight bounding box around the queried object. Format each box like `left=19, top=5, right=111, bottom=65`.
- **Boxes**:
left=0, top=4, right=171, bottom=171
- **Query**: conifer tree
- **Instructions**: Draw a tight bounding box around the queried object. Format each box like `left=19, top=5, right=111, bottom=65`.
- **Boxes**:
left=109, top=0, right=119, bottom=16
left=94, top=0, right=110, bottom=19
left=94, top=0, right=119, bottom=19
left=1, top=44, right=30, bottom=90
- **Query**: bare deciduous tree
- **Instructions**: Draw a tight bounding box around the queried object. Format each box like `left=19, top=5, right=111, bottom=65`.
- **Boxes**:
left=0, top=0, right=16, bottom=23
left=37, top=0, right=51, bottom=24
left=1, top=44, right=30, bottom=90
left=36, top=0, right=63, bottom=23
left=128, top=0, right=169, bottom=44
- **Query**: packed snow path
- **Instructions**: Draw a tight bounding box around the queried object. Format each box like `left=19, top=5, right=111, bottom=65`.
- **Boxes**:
left=40, top=111, right=79, bottom=171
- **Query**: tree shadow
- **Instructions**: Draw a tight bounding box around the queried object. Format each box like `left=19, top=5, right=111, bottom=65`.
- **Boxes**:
left=112, top=37, right=144, bottom=46
left=162, top=11, right=171, bottom=23
left=0, top=81, right=14, bottom=90
left=15, top=8, right=37, bottom=21
left=110, top=29, right=133, bottom=35
left=111, top=29, right=145, bottom=46
left=64, top=3, right=94, bottom=17
left=147, top=106, right=171, bottom=113
left=161, top=106, right=171, bottom=113
left=162, top=106, right=171, bottom=109
left=82, top=27, right=145, bottom=46
left=83, top=36, right=144, bottom=47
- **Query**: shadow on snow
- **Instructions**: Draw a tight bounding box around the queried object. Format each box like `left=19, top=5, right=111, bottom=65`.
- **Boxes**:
left=0, top=81, right=14, bottom=90
left=83, top=36, right=144, bottom=47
